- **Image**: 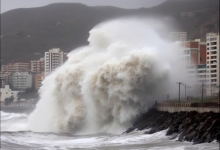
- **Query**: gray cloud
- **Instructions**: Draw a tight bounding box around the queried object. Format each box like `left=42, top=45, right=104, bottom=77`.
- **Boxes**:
left=1, top=0, right=167, bottom=13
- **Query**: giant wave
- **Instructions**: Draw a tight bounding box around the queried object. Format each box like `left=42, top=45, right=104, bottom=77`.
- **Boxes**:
left=27, top=19, right=192, bottom=134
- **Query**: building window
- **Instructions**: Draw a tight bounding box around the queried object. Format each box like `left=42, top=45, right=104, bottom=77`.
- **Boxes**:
left=210, top=37, right=217, bottom=41
left=211, top=47, right=217, bottom=50
left=211, top=42, right=217, bottom=45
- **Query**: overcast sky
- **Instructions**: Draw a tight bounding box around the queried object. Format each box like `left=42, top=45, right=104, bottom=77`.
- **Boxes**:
left=1, top=0, right=167, bottom=13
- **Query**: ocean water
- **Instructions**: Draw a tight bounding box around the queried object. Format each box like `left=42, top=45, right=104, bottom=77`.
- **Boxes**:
left=1, top=111, right=219, bottom=150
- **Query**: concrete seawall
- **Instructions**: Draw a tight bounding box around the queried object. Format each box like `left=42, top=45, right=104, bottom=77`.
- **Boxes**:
left=156, top=101, right=220, bottom=113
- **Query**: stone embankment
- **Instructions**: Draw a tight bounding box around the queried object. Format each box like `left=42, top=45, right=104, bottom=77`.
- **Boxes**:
left=125, top=108, right=220, bottom=144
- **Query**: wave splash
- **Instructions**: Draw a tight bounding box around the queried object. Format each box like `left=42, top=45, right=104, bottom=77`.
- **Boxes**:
left=27, top=19, right=189, bottom=134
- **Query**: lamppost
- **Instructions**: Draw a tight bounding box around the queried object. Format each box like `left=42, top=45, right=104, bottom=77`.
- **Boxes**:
left=201, top=83, right=204, bottom=104
left=201, top=83, right=208, bottom=105
left=182, top=84, right=191, bottom=100
left=177, top=82, right=182, bottom=103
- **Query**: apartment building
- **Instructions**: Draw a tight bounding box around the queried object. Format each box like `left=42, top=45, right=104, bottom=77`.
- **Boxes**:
left=35, top=72, right=44, bottom=90
left=2, top=63, right=16, bottom=72
left=31, top=57, right=45, bottom=73
left=206, top=33, right=220, bottom=96
left=2, top=62, right=30, bottom=73
left=181, top=40, right=207, bottom=84
left=11, top=72, right=32, bottom=91
left=169, top=32, right=187, bottom=42
left=0, top=85, right=19, bottom=102
left=45, top=48, right=64, bottom=76
left=0, top=72, right=10, bottom=88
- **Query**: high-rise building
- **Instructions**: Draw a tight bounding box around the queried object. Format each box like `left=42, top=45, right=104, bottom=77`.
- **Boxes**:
left=169, top=32, right=187, bottom=42
left=31, top=57, right=45, bottom=73
left=45, top=48, right=64, bottom=76
left=11, top=72, right=32, bottom=91
left=206, top=33, right=220, bottom=96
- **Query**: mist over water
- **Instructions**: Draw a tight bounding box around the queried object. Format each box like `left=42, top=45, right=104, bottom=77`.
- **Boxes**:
left=27, top=19, right=192, bottom=134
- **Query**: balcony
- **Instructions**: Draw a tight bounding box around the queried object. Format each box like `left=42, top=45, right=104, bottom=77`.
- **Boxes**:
left=211, top=47, right=217, bottom=50
left=211, top=42, right=217, bottom=45
left=210, top=61, right=217, bottom=64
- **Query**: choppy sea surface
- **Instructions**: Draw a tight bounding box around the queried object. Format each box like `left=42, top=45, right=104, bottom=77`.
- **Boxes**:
left=1, top=111, right=219, bottom=150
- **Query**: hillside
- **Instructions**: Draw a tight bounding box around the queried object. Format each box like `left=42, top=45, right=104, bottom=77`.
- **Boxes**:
left=1, top=0, right=219, bottom=64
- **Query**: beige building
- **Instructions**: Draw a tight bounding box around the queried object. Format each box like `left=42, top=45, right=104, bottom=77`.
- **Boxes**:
left=35, top=73, right=44, bottom=90
left=2, top=62, right=30, bottom=73
left=31, top=57, right=45, bottom=73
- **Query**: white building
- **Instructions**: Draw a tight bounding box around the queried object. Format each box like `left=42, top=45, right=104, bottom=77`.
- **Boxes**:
left=206, top=33, right=220, bottom=96
left=169, top=32, right=187, bottom=42
left=11, top=72, right=32, bottom=91
left=0, top=85, right=19, bottom=102
left=197, top=64, right=207, bottom=84
left=45, top=48, right=64, bottom=76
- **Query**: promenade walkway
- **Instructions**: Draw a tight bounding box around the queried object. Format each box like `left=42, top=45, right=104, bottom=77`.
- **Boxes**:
left=156, top=101, right=220, bottom=113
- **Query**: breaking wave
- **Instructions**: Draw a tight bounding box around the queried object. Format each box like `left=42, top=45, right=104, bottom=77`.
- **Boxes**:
left=27, top=19, right=190, bottom=134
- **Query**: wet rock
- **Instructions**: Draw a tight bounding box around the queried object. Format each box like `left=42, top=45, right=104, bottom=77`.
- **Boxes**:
left=169, top=133, right=178, bottom=140
left=125, top=127, right=135, bottom=133
left=125, top=109, right=220, bottom=144
left=178, top=132, right=185, bottom=141
left=186, top=131, right=196, bottom=142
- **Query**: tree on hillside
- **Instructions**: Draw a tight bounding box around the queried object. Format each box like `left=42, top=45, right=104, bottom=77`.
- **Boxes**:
left=4, top=96, right=14, bottom=106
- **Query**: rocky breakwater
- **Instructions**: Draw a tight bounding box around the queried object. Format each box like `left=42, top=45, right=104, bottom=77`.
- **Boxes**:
left=125, top=108, right=220, bottom=144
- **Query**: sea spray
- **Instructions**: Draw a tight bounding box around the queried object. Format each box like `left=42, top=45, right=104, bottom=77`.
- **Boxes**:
left=28, top=18, right=191, bottom=134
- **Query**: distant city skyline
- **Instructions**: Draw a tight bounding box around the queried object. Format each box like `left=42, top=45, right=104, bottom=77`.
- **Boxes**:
left=1, top=0, right=167, bottom=13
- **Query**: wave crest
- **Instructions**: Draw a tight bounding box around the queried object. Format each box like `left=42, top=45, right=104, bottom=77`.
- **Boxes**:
left=28, top=19, right=188, bottom=134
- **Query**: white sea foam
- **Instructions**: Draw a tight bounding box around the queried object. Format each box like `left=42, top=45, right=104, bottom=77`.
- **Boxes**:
left=1, top=111, right=27, bottom=120
left=0, top=111, right=28, bottom=131
left=27, top=18, right=194, bottom=134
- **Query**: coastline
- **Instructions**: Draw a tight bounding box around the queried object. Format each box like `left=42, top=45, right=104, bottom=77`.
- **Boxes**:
left=1, top=103, right=220, bottom=145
